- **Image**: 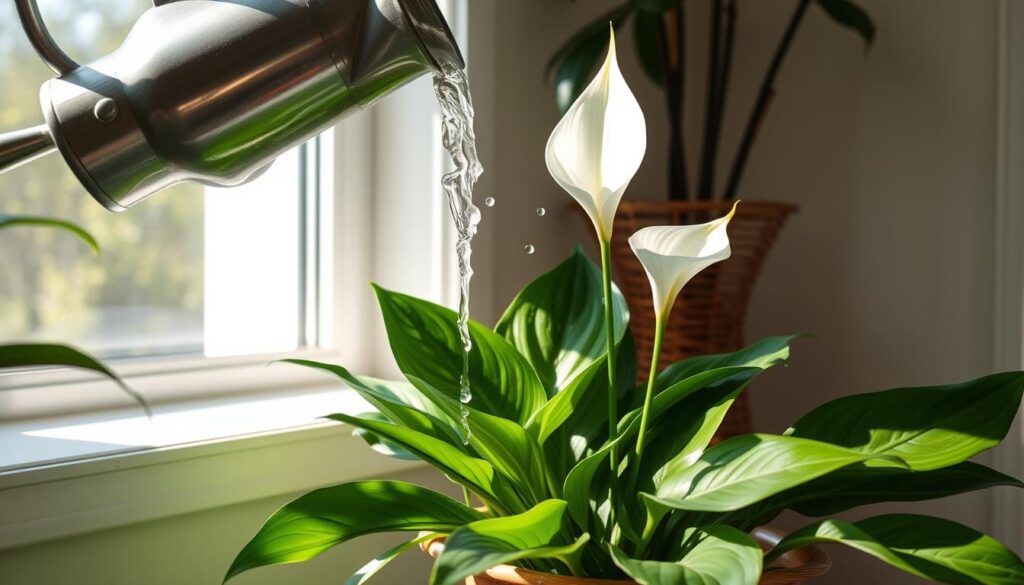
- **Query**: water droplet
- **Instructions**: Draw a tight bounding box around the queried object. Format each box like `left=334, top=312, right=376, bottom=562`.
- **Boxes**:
left=524, top=244, right=536, bottom=255
left=536, top=207, right=546, bottom=216
left=484, top=197, right=495, bottom=207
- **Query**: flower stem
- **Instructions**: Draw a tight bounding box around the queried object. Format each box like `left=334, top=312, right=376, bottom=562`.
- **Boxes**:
left=599, top=239, right=619, bottom=471
left=635, top=313, right=666, bottom=459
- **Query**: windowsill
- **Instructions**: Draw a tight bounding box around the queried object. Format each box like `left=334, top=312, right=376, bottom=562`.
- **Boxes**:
left=0, top=385, right=423, bottom=550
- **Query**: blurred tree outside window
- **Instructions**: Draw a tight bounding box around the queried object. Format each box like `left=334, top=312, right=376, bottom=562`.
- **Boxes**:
left=0, top=0, right=306, bottom=360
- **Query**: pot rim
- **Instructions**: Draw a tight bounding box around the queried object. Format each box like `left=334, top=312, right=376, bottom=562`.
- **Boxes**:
left=421, top=525, right=830, bottom=585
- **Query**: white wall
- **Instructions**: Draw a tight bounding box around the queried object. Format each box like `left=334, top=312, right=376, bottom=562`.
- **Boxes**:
left=0, top=466, right=460, bottom=585
left=0, top=2, right=1014, bottom=585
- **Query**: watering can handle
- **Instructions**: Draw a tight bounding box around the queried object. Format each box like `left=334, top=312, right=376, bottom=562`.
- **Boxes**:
left=15, top=0, right=79, bottom=76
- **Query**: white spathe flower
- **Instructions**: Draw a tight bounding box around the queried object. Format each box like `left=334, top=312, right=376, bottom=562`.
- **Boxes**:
left=629, top=203, right=738, bottom=319
left=545, top=29, right=647, bottom=242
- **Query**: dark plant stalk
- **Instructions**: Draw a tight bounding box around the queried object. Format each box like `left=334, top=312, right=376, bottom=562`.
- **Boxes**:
left=661, top=6, right=688, bottom=201
left=723, top=0, right=812, bottom=199
left=704, top=0, right=736, bottom=201
left=697, top=0, right=723, bottom=200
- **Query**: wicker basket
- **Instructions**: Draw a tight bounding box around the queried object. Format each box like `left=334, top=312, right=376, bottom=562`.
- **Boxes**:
left=580, top=199, right=797, bottom=439
left=423, top=526, right=830, bottom=585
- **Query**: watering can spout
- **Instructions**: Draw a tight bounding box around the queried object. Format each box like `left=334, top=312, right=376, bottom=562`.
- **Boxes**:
left=2, top=0, right=464, bottom=211
left=0, top=125, right=56, bottom=174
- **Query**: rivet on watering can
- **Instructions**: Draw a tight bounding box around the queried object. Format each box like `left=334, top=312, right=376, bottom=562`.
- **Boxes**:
left=93, top=98, right=118, bottom=122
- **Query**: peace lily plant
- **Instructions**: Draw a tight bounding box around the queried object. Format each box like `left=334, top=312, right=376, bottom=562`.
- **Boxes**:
left=227, top=34, right=1024, bottom=585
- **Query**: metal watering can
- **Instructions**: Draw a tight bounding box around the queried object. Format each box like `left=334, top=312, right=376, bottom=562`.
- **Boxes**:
left=0, top=0, right=463, bottom=211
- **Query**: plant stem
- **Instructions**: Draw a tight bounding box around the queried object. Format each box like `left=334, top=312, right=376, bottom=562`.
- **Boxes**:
left=661, top=6, right=688, bottom=201
left=462, top=485, right=471, bottom=507
left=599, top=239, right=619, bottom=470
left=723, top=0, right=812, bottom=199
left=635, top=314, right=666, bottom=458
left=706, top=0, right=737, bottom=201
left=697, top=0, right=723, bottom=200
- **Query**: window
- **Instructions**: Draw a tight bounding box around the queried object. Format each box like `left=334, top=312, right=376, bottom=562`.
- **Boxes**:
left=0, top=0, right=312, bottom=360
left=0, top=0, right=483, bottom=424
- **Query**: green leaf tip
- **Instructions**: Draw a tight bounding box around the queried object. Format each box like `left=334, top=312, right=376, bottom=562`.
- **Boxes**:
left=0, top=214, right=100, bottom=255
left=816, top=0, right=876, bottom=50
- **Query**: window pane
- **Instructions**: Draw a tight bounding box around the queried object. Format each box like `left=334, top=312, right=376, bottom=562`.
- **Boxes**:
left=0, top=0, right=304, bottom=360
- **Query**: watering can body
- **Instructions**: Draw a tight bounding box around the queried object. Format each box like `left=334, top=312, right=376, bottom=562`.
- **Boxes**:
left=1, top=0, right=462, bottom=211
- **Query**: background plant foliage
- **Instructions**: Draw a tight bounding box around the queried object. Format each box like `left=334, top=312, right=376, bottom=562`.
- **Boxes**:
left=0, top=216, right=147, bottom=413
left=227, top=248, right=1024, bottom=585
left=548, top=0, right=874, bottom=201
left=0, top=0, right=203, bottom=357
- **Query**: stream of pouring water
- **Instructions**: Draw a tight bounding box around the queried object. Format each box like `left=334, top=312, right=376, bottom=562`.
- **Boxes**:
left=433, top=63, right=483, bottom=442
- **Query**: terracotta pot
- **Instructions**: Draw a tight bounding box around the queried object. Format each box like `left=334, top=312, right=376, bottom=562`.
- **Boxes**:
left=423, top=526, right=830, bottom=585
left=574, top=199, right=797, bottom=440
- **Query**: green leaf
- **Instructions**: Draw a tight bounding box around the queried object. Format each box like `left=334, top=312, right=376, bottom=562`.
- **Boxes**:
left=326, top=413, right=525, bottom=513
left=543, top=331, right=637, bottom=481
left=526, top=356, right=607, bottom=444
left=633, top=9, right=665, bottom=86
left=633, top=0, right=681, bottom=13
left=767, top=515, right=1024, bottom=585
left=225, top=480, right=482, bottom=582
left=496, top=247, right=628, bottom=394
left=344, top=533, right=437, bottom=585
left=373, top=285, right=546, bottom=425
left=282, top=359, right=462, bottom=446
left=609, top=526, right=762, bottom=585
left=787, top=371, right=1024, bottom=471
left=788, top=461, right=1024, bottom=517
left=0, top=343, right=149, bottom=415
left=352, top=412, right=421, bottom=461
left=654, top=336, right=798, bottom=393
left=647, top=434, right=904, bottom=513
left=816, top=0, right=875, bottom=48
left=408, top=375, right=550, bottom=504
left=0, top=214, right=99, bottom=255
left=430, top=500, right=588, bottom=585
left=563, top=366, right=763, bottom=530
left=546, top=5, right=633, bottom=114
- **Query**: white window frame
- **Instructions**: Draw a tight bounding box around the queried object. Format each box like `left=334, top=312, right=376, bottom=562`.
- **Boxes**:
left=994, top=0, right=1024, bottom=554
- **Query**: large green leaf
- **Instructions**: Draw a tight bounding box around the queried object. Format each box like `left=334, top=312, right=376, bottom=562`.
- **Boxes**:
left=563, top=367, right=764, bottom=529
left=526, top=356, right=606, bottom=445
left=647, top=434, right=904, bottom=514
left=543, top=331, right=637, bottom=481
left=0, top=214, right=99, bottom=255
left=343, top=533, right=437, bottom=585
left=623, top=337, right=796, bottom=486
left=351, top=412, right=421, bottom=461
left=373, top=285, right=546, bottom=425
left=496, top=247, right=628, bottom=394
left=225, top=480, right=482, bottom=582
left=282, top=359, right=461, bottom=447
left=408, top=375, right=550, bottom=504
left=787, top=371, right=1024, bottom=471
left=430, top=500, right=588, bottom=585
left=767, top=515, right=1024, bottom=585
left=0, top=343, right=149, bottom=414
left=787, top=461, right=1024, bottom=517
left=609, top=526, right=762, bottom=585
left=632, top=8, right=665, bottom=86
left=633, top=0, right=681, bottom=13
left=326, top=413, right=526, bottom=513
left=546, top=4, right=633, bottom=114
left=816, top=0, right=875, bottom=48
left=654, top=336, right=797, bottom=394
